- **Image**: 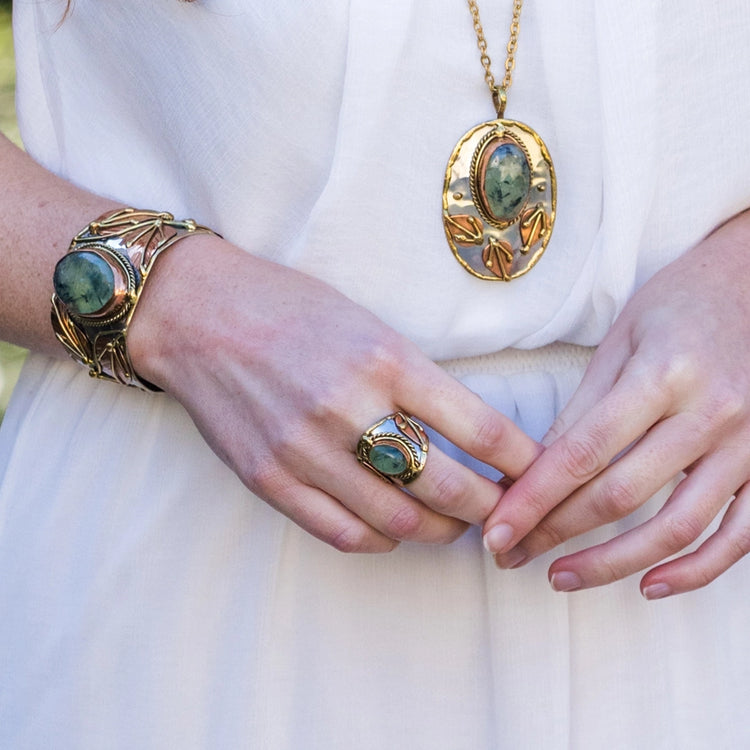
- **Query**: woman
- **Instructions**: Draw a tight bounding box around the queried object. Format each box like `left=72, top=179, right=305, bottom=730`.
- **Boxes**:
left=1, top=1, right=749, bottom=747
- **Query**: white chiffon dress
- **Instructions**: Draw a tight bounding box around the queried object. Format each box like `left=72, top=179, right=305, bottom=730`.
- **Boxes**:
left=2, top=1, right=750, bottom=747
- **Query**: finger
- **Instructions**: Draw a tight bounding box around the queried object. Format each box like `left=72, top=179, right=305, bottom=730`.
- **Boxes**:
left=640, top=483, right=750, bottom=599
left=316, top=447, right=470, bottom=544
left=264, top=478, right=400, bottom=553
left=482, top=362, right=669, bottom=554
left=349, top=405, right=514, bottom=527
left=494, top=410, right=713, bottom=567
left=405, top=443, right=506, bottom=525
left=544, top=451, right=743, bottom=591
left=399, top=364, right=542, bottom=478
left=542, top=334, right=629, bottom=447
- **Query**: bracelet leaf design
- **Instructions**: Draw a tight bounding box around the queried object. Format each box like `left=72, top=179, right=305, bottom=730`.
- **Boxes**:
left=51, top=295, right=96, bottom=370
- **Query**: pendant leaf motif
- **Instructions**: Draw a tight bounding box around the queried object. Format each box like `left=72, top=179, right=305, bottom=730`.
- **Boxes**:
left=482, top=238, right=514, bottom=280
left=520, top=204, right=548, bottom=254
left=445, top=214, right=485, bottom=246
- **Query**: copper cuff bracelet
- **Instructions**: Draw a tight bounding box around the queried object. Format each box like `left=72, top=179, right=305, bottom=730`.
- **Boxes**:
left=51, top=207, right=218, bottom=391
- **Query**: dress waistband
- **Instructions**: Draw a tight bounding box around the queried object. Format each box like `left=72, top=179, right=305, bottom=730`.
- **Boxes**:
left=437, top=342, right=595, bottom=380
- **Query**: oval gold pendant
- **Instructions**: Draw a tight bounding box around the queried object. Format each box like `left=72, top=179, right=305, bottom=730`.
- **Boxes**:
left=443, top=119, right=556, bottom=281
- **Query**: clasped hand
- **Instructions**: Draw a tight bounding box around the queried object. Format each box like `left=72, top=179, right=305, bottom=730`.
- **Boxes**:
left=130, top=210, right=750, bottom=599
left=484, top=209, right=750, bottom=598
left=128, top=234, right=541, bottom=552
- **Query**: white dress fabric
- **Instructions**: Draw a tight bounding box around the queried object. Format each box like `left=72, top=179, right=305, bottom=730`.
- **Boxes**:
left=2, top=1, right=750, bottom=747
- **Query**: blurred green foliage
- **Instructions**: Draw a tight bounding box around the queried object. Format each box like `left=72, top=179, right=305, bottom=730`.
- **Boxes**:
left=0, top=6, right=19, bottom=147
left=0, top=4, right=26, bottom=421
left=0, top=343, right=26, bottom=418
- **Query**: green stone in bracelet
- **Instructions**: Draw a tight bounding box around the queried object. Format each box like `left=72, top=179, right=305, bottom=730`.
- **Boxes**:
left=53, top=250, right=116, bottom=316
left=369, top=444, right=409, bottom=476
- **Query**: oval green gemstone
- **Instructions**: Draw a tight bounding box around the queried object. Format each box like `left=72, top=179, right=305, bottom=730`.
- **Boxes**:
left=53, top=251, right=116, bottom=316
left=370, top=444, right=408, bottom=476
left=483, top=142, right=531, bottom=222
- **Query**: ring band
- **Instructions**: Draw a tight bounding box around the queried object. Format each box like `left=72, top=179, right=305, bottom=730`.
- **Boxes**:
left=356, top=411, right=429, bottom=485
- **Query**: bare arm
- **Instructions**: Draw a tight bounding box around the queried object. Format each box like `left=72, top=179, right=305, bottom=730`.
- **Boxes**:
left=0, top=133, right=119, bottom=353
left=0, top=132, right=542, bottom=552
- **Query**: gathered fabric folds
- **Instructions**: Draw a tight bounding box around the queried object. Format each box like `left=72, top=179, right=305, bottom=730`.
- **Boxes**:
left=2, top=348, right=750, bottom=749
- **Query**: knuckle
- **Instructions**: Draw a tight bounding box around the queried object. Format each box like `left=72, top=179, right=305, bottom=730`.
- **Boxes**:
left=303, top=386, right=341, bottom=426
left=436, top=521, right=469, bottom=545
left=384, top=504, right=425, bottom=540
left=328, top=525, right=365, bottom=553
left=358, top=329, right=407, bottom=384
left=582, top=544, right=631, bottom=584
left=243, top=458, right=288, bottom=499
left=660, top=513, right=705, bottom=552
left=511, top=482, right=556, bottom=524
left=655, top=351, right=701, bottom=396
left=328, top=523, right=384, bottom=554
left=469, top=412, right=510, bottom=457
left=266, top=415, right=338, bottom=469
left=532, top=518, right=566, bottom=550
left=543, top=417, right=568, bottom=446
left=648, top=353, right=748, bottom=430
left=597, top=551, right=628, bottom=584
left=691, top=567, right=720, bottom=591
left=702, top=383, right=747, bottom=428
left=596, top=477, right=641, bottom=521
left=557, top=434, right=606, bottom=481
left=429, top=467, right=469, bottom=514
left=265, top=418, right=309, bottom=464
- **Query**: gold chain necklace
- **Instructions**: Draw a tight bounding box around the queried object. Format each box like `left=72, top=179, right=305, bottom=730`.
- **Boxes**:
left=443, top=0, right=556, bottom=281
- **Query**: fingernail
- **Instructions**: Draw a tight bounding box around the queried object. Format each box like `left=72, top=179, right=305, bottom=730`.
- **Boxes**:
left=642, top=583, right=673, bottom=600
left=483, top=523, right=514, bottom=554
left=550, top=571, right=582, bottom=592
left=496, top=546, right=528, bottom=569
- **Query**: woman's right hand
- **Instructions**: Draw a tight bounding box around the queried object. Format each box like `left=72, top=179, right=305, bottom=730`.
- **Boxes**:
left=129, top=235, right=541, bottom=552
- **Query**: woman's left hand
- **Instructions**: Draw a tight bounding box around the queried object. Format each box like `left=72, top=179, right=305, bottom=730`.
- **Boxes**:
left=482, top=209, right=750, bottom=598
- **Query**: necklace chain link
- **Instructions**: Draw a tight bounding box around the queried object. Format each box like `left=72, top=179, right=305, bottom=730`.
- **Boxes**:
left=467, top=0, right=523, bottom=117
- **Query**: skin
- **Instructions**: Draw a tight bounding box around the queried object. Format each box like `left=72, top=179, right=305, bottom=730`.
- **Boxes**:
left=0, top=132, right=541, bottom=552
left=6, top=128, right=750, bottom=595
left=483, top=209, right=750, bottom=598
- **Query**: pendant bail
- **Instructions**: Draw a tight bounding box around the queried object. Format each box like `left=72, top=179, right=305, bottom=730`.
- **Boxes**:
left=492, top=86, right=507, bottom=118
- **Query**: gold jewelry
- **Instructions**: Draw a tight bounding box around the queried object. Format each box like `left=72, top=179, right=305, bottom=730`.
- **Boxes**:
left=443, top=0, right=556, bottom=281
left=51, top=207, right=218, bottom=391
left=356, top=412, right=429, bottom=485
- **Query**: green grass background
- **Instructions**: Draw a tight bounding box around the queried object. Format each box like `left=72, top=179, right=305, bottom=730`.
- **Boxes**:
left=0, top=2, right=28, bottom=421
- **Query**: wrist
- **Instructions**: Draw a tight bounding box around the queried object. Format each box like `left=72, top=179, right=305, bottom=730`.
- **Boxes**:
left=126, top=230, right=228, bottom=392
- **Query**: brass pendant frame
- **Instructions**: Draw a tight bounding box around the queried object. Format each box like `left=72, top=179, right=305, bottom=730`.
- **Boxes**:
left=443, top=118, right=556, bottom=281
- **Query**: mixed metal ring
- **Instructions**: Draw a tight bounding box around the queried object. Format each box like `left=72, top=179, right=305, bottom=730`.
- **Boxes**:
left=356, top=411, right=429, bottom=485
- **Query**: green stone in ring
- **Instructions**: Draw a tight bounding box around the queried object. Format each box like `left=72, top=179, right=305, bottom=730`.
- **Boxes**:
left=369, top=444, right=409, bottom=476
left=53, top=250, right=115, bottom=316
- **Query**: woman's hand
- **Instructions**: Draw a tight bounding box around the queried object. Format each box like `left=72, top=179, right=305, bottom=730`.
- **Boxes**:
left=129, top=235, right=541, bottom=552
left=483, top=209, right=750, bottom=597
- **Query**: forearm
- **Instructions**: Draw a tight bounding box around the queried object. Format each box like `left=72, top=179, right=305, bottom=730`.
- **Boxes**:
left=0, top=133, right=120, bottom=355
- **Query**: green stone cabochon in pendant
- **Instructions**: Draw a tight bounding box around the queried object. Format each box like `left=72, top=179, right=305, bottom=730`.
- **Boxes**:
left=369, top=444, right=409, bottom=476
left=53, top=251, right=115, bottom=315
left=482, top=142, right=531, bottom=223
